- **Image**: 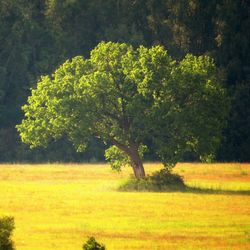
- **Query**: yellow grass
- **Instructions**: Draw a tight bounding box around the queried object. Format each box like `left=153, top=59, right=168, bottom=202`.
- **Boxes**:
left=0, top=163, right=249, bottom=250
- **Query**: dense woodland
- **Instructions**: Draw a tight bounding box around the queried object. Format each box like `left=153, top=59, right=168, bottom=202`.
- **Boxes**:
left=0, top=0, right=249, bottom=162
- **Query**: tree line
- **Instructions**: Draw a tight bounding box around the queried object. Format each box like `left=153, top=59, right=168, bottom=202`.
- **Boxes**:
left=0, top=0, right=249, bottom=162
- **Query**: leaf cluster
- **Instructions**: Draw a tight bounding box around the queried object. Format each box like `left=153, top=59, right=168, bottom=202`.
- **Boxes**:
left=83, top=237, right=105, bottom=250
left=0, top=216, right=15, bottom=250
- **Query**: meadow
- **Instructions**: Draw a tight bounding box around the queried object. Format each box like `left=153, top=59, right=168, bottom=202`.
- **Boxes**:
left=0, top=163, right=249, bottom=250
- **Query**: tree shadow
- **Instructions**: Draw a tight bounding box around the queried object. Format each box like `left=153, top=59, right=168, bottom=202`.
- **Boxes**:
left=119, top=180, right=250, bottom=195
left=181, top=186, right=250, bottom=196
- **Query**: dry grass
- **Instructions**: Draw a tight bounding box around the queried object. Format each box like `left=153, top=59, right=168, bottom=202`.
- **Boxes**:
left=0, top=163, right=249, bottom=249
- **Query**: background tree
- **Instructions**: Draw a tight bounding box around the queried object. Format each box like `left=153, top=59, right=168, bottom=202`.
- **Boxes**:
left=0, top=0, right=63, bottom=161
left=17, top=42, right=228, bottom=178
left=214, top=0, right=250, bottom=161
left=0, top=0, right=248, bottom=163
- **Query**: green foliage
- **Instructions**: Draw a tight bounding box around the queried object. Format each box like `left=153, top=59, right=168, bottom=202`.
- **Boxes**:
left=105, top=146, right=130, bottom=171
left=17, top=41, right=228, bottom=177
left=120, top=169, right=185, bottom=192
left=83, top=237, right=105, bottom=250
left=149, top=54, right=230, bottom=168
left=0, top=216, right=15, bottom=250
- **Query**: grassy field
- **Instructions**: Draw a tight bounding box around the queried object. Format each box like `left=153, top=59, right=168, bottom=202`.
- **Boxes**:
left=0, top=163, right=249, bottom=250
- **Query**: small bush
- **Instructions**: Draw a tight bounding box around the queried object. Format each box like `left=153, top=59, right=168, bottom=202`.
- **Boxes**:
left=120, top=169, right=186, bottom=192
left=83, top=237, right=105, bottom=250
left=0, top=216, right=15, bottom=250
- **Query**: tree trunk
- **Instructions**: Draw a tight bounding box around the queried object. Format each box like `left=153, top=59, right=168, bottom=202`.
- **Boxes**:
left=109, top=137, right=146, bottom=179
left=129, top=148, right=145, bottom=179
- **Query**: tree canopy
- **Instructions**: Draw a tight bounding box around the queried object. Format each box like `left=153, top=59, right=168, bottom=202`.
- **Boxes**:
left=17, top=41, right=229, bottom=178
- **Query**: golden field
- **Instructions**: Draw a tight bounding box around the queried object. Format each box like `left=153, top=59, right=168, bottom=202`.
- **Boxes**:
left=0, top=163, right=249, bottom=250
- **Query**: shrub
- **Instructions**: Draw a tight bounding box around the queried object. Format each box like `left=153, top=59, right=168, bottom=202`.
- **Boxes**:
left=120, top=169, right=186, bottom=192
left=83, top=237, right=105, bottom=250
left=0, top=216, right=15, bottom=250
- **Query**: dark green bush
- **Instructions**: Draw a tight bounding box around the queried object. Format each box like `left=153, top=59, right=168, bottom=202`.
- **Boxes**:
left=0, top=216, right=15, bottom=250
left=120, top=169, right=186, bottom=192
left=83, top=237, right=105, bottom=250
left=150, top=169, right=185, bottom=190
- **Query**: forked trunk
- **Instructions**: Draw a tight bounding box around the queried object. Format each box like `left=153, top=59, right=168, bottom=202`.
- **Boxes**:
left=129, top=149, right=145, bottom=179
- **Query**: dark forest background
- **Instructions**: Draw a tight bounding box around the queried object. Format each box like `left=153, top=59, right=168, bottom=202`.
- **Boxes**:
left=0, top=0, right=249, bottom=163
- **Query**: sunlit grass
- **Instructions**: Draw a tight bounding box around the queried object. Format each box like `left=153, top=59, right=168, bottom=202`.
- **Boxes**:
left=0, top=163, right=249, bottom=249
left=175, top=163, right=250, bottom=191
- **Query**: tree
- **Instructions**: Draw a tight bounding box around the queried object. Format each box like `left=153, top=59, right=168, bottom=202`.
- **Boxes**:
left=214, top=0, right=250, bottom=161
left=0, top=0, right=66, bottom=162
left=17, top=42, right=228, bottom=178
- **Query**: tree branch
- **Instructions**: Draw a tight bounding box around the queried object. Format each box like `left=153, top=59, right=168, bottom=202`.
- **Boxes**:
left=109, top=136, right=131, bottom=155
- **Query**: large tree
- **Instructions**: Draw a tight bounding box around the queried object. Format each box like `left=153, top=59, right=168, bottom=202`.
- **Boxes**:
left=17, top=42, right=228, bottom=178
